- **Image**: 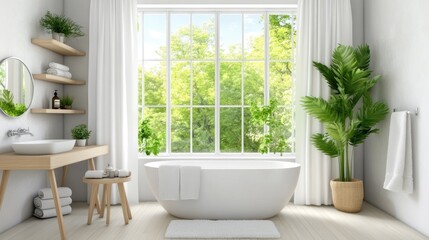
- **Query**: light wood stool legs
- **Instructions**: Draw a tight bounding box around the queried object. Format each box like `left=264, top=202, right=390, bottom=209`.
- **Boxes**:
left=118, top=183, right=129, bottom=224
left=87, top=183, right=99, bottom=225
left=86, top=182, right=129, bottom=225
left=105, top=184, right=112, bottom=225
left=123, top=186, right=132, bottom=220
left=87, top=159, right=101, bottom=214
left=100, top=184, right=106, bottom=218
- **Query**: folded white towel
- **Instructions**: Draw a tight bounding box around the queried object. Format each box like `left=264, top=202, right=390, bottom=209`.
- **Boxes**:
left=85, top=170, right=105, bottom=179
left=46, top=68, right=72, bottom=79
left=38, top=187, right=72, bottom=200
left=159, top=165, right=180, bottom=200
left=34, top=197, right=72, bottom=210
left=49, top=62, right=70, bottom=72
left=180, top=166, right=201, bottom=200
left=34, top=205, right=72, bottom=219
left=118, top=169, right=131, bottom=178
left=383, top=112, right=413, bottom=194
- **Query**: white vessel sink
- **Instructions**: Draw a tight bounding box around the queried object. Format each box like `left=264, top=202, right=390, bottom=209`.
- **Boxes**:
left=12, top=139, right=76, bottom=155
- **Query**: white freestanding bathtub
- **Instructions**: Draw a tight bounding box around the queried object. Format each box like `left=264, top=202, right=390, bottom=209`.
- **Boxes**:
left=144, top=160, right=300, bottom=219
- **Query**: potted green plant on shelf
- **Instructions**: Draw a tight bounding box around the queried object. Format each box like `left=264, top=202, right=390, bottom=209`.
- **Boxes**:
left=71, top=124, right=91, bottom=147
left=39, top=11, right=84, bottom=43
left=60, top=96, right=73, bottom=109
left=301, top=44, right=389, bottom=213
left=138, top=119, right=161, bottom=156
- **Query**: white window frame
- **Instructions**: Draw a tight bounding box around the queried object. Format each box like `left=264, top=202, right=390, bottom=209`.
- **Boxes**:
left=138, top=6, right=296, bottom=159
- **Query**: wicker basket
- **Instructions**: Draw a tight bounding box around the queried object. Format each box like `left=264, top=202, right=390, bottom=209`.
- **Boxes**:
left=330, top=179, right=364, bottom=213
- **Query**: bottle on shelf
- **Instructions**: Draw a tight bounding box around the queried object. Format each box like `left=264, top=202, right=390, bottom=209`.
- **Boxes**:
left=52, top=90, right=60, bottom=109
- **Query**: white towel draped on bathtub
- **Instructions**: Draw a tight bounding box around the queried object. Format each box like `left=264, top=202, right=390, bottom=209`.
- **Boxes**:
left=180, top=166, right=201, bottom=200
left=159, top=165, right=181, bottom=200
left=383, top=111, right=413, bottom=194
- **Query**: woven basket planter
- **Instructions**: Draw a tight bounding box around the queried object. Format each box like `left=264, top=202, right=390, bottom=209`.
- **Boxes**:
left=330, top=179, right=364, bottom=213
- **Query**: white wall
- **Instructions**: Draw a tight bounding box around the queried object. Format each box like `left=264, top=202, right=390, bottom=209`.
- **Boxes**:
left=63, top=0, right=91, bottom=202
left=364, top=0, right=429, bottom=236
left=0, top=0, right=64, bottom=233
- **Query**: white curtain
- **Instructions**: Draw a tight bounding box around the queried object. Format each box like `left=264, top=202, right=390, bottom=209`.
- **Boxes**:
left=88, top=0, right=139, bottom=204
left=294, top=0, right=353, bottom=205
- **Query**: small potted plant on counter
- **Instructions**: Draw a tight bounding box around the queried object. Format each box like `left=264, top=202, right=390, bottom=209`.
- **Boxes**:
left=71, top=124, right=91, bottom=147
left=60, top=96, right=73, bottom=109
left=39, top=11, right=84, bottom=42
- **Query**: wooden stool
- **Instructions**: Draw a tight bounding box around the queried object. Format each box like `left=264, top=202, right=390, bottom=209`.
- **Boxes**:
left=82, top=176, right=132, bottom=225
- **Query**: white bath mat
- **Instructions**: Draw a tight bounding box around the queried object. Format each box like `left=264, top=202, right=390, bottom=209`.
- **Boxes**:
left=165, top=220, right=280, bottom=239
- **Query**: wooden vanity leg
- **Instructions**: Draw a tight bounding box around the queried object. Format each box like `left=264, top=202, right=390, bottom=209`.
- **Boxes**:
left=0, top=170, right=10, bottom=209
left=61, top=166, right=68, bottom=187
left=87, top=158, right=101, bottom=214
left=48, top=170, right=66, bottom=240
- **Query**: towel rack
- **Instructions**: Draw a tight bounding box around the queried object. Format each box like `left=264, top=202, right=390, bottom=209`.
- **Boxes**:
left=393, top=107, right=418, bottom=116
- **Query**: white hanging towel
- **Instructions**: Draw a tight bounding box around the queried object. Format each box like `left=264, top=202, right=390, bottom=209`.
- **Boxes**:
left=180, top=166, right=201, bottom=200
left=159, top=165, right=180, bottom=200
left=383, top=111, right=413, bottom=193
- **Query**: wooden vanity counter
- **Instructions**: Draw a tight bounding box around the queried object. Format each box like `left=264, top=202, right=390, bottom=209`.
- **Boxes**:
left=0, top=145, right=108, bottom=240
left=0, top=145, right=108, bottom=170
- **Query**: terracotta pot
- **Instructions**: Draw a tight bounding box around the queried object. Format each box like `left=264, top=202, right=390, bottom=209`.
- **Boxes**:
left=330, top=179, right=364, bottom=213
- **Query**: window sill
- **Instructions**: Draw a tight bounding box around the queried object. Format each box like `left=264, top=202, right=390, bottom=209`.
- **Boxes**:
left=138, top=153, right=296, bottom=161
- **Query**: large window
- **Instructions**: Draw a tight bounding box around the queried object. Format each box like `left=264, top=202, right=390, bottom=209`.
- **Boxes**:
left=138, top=9, right=296, bottom=155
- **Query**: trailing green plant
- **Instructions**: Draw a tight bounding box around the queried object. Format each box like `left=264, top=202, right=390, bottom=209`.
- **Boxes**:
left=0, top=89, right=27, bottom=117
left=248, top=99, right=289, bottom=155
left=60, top=95, right=73, bottom=108
left=39, top=11, right=84, bottom=38
left=71, top=124, right=91, bottom=139
left=301, top=44, right=389, bottom=182
left=138, top=119, right=161, bottom=156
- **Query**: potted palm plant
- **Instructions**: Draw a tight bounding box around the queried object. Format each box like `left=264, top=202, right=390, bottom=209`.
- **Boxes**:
left=71, top=124, right=91, bottom=147
left=301, top=44, right=389, bottom=213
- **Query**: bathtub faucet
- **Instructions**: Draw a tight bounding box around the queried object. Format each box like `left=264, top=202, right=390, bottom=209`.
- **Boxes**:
left=7, top=128, right=34, bottom=137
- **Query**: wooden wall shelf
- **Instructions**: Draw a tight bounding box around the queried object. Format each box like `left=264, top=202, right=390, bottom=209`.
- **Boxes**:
left=31, top=109, right=86, bottom=115
left=33, top=74, right=85, bottom=85
left=31, top=38, right=86, bottom=56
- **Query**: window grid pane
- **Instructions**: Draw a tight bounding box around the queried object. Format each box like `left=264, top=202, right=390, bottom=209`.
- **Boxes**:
left=139, top=11, right=296, bottom=155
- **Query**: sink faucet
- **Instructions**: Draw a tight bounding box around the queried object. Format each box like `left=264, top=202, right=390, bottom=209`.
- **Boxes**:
left=7, top=128, right=34, bottom=137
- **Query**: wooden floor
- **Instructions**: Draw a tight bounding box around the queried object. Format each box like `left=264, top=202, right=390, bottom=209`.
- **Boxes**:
left=0, top=202, right=427, bottom=240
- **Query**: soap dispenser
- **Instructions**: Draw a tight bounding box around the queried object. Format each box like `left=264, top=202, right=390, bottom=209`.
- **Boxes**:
left=52, top=90, right=60, bottom=109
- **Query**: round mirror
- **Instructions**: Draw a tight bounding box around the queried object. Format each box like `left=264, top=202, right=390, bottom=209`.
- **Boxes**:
left=0, top=57, right=34, bottom=118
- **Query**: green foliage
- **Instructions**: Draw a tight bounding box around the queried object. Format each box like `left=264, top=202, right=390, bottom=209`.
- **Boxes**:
left=0, top=65, right=5, bottom=86
left=40, top=11, right=84, bottom=38
left=71, top=124, right=91, bottom=139
left=0, top=89, right=27, bottom=117
left=248, top=100, right=289, bottom=155
left=60, top=95, right=73, bottom=108
left=138, top=119, right=161, bottom=156
left=301, top=44, right=389, bottom=181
